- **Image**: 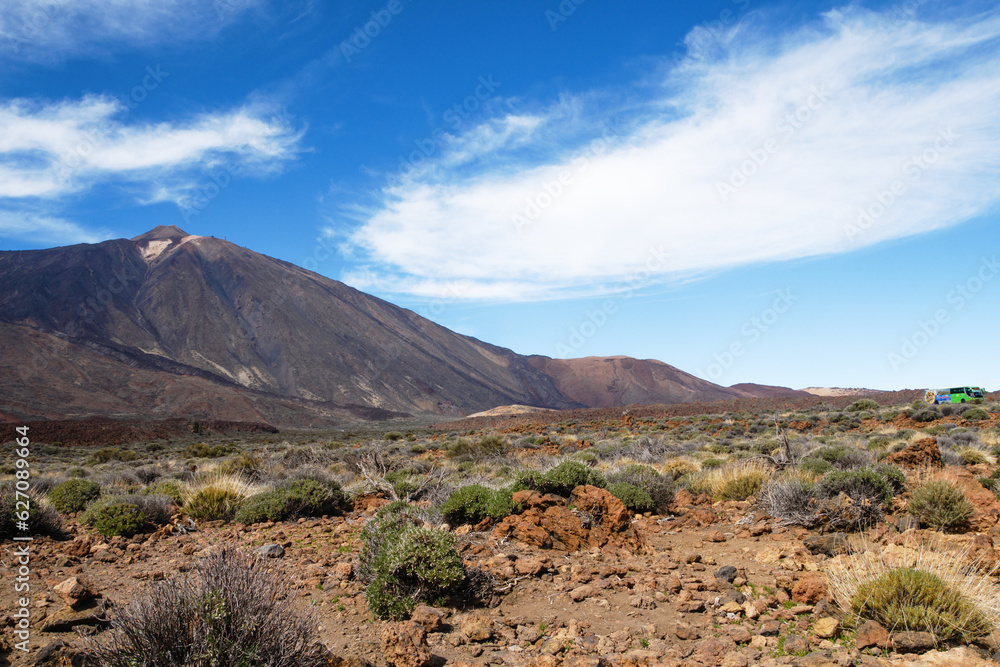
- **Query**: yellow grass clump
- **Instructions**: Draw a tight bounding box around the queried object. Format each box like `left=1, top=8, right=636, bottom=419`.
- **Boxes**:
left=687, top=459, right=772, bottom=501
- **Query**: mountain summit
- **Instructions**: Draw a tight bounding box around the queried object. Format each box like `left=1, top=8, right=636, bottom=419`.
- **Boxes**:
left=0, top=228, right=791, bottom=425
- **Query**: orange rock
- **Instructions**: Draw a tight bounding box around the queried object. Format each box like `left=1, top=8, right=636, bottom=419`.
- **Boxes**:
left=885, top=437, right=942, bottom=467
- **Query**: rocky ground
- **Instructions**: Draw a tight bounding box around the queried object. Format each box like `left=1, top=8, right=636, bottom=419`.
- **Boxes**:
left=4, top=466, right=1000, bottom=667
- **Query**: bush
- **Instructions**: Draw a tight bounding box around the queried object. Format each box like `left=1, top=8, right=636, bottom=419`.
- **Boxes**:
left=513, top=460, right=606, bottom=498
left=850, top=567, right=991, bottom=643
left=963, top=408, right=990, bottom=421
left=0, top=483, right=61, bottom=540
left=446, top=433, right=509, bottom=461
left=384, top=431, right=404, bottom=441
left=215, top=453, right=266, bottom=482
left=688, top=460, right=771, bottom=501
left=605, top=464, right=675, bottom=512
left=440, top=485, right=517, bottom=527
left=185, top=488, right=243, bottom=522
left=82, top=497, right=146, bottom=538
left=144, top=479, right=184, bottom=505
left=817, top=468, right=896, bottom=508
left=49, top=479, right=101, bottom=513
left=907, top=480, right=974, bottom=531
left=847, top=399, right=880, bottom=412
left=184, top=443, right=233, bottom=459
left=86, top=547, right=329, bottom=666
left=89, top=448, right=140, bottom=464
left=799, top=457, right=834, bottom=476
left=911, top=409, right=940, bottom=423
left=808, top=444, right=872, bottom=470
left=234, top=478, right=347, bottom=525
left=608, top=482, right=655, bottom=513
left=359, top=504, right=466, bottom=620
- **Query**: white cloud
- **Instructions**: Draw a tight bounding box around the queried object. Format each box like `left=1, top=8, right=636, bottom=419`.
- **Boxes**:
left=0, top=0, right=264, bottom=61
left=0, top=211, right=112, bottom=245
left=0, top=95, right=302, bottom=205
left=342, top=7, right=1000, bottom=301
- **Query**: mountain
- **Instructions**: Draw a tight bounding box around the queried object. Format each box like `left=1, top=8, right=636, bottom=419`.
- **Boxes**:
left=0, top=226, right=795, bottom=426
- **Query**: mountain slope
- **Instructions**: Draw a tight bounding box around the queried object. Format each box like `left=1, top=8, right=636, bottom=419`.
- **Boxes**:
left=0, top=226, right=785, bottom=424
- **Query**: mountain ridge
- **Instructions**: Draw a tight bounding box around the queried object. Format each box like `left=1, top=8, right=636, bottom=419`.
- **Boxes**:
left=0, top=226, right=806, bottom=426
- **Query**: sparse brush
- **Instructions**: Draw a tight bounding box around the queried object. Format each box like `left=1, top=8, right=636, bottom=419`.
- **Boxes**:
left=957, top=447, right=988, bottom=466
left=215, top=452, right=267, bottom=482
left=907, top=480, right=974, bottom=532
left=48, top=479, right=101, bottom=513
left=85, top=546, right=329, bottom=666
left=82, top=497, right=147, bottom=538
left=688, top=460, right=772, bottom=501
left=0, top=483, right=61, bottom=540
left=661, top=457, right=700, bottom=481
left=182, top=473, right=265, bottom=522
left=440, top=485, right=517, bottom=527
left=607, top=482, right=655, bottom=513
left=827, top=540, right=1000, bottom=644
left=605, top=463, right=675, bottom=512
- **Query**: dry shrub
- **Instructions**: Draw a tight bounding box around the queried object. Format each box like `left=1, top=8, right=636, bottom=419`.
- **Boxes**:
left=827, top=540, right=1000, bottom=644
left=86, top=546, right=329, bottom=666
left=688, top=460, right=772, bottom=501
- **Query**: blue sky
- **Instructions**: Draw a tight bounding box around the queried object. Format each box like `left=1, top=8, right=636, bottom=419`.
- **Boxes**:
left=1, top=0, right=999, bottom=392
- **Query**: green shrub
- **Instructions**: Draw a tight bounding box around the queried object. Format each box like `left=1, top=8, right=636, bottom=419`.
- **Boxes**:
left=446, top=433, right=509, bottom=461
left=49, top=479, right=101, bottom=513
left=850, top=567, right=991, bottom=643
left=605, top=464, right=674, bottom=512
left=82, top=497, right=146, bottom=538
left=907, top=480, right=974, bottom=531
left=234, top=479, right=346, bottom=524
left=911, top=409, right=940, bottom=423
left=86, top=547, right=329, bottom=666
left=359, top=505, right=465, bottom=620
left=817, top=467, right=897, bottom=507
left=513, top=460, right=606, bottom=498
left=440, top=485, right=516, bottom=526
left=799, top=457, right=834, bottom=476
left=184, top=443, right=233, bottom=459
left=847, top=399, right=880, bottom=412
left=184, top=488, right=243, bottom=522
left=963, top=408, right=990, bottom=421
left=144, top=479, right=184, bottom=505
left=0, top=484, right=61, bottom=539
left=384, top=431, right=404, bottom=441
left=701, top=457, right=724, bottom=470
left=89, top=448, right=140, bottom=464
left=607, top=482, right=655, bottom=513
left=215, top=453, right=266, bottom=481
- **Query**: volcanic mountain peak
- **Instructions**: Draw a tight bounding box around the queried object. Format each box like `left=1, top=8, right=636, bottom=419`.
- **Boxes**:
left=131, top=225, right=204, bottom=262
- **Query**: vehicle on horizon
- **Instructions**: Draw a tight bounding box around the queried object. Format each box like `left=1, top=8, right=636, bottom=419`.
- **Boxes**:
left=924, top=386, right=985, bottom=404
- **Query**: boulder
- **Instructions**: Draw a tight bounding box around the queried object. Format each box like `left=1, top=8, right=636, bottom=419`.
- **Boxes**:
left=855, top=620, right=890, bottom=649
left=53, top=577, right=94, bottom=608
left=380, top=621, right=431, bottom=667
left=791, top=572, right=827, bottom=604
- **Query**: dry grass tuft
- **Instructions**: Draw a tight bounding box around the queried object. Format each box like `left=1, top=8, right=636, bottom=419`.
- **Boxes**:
left=688, top=459, right=772, bottom=501
left=827, top=538, right=1000, bottom=644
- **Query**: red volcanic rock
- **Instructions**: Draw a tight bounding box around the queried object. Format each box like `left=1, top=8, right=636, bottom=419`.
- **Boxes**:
left=885, top=437, right=942, bottom=467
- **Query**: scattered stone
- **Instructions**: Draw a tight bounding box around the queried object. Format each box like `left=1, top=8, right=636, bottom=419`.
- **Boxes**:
left=40, top=603, right=109, bottom=633
left=458, top=613, right=493, bottom=642
left=693, top=637, right=734, bottom=667
left=802, top=533, right=851, bottom=557
left=52, top=577, right=94, bottom=608
left=628, top=593, right=655, bottom=609
left=517, top=624, right=541, bottom=643
left=570, top=585, right=595, bottom=602
left=813, top=617, right=840, bottom=639
left=783, top=634, right=809, bottom=655
left=715, top=565, right=738, bottom=583
left=760, top=620, right=781, bottom=636
left=855, top=620, right=890, bottom=649
left=255, top=544, right=285, bottom=558
left=515, top=557, right=546, bottom=576
left=792, top=573, right=827, bottom=604
left=380, top=621, right=431, bottom=667
left=676, top=600, right=706, bottom=613
left=332, top=562, right=353, bottom=580
left=892, top=631, right=936, bottom=653
left=674, top=622, right=701, bottom=640
left=410, top=605, right=445, bottom=633
left=707, top=530, right=727, bottom=542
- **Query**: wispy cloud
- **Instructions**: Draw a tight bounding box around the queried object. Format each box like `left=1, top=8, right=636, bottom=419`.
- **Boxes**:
left=0, top=94, right=301, bottom=244
left=0, top=210, right=112, bottom=246
left=339, top=6, right=1000, bottom=301
left=0, top=0, right=265, bottom=62
left=0, top=95, right=301, bottom=201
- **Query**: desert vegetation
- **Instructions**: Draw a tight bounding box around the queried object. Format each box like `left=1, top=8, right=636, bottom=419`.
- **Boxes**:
left=2, top=393, right=1000, bottom=664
